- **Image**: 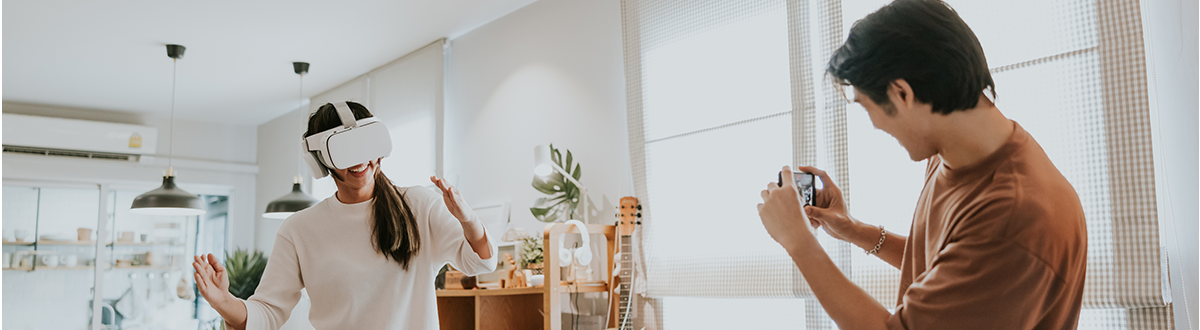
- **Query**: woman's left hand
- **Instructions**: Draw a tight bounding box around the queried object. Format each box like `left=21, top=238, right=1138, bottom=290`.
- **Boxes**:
left=431, top=176, right=475, bottom=223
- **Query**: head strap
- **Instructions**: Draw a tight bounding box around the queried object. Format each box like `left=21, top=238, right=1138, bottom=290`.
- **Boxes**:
left=332, top=101, right=357, bottom=129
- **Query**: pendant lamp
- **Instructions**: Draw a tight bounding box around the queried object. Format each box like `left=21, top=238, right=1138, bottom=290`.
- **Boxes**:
left=263, top=62, right=319, bottom=219
left=130, top=44, right=207, bottom=216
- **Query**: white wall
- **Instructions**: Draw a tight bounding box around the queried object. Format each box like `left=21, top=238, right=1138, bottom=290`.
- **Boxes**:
left=445, top=0, right=631, bottom=238
left=1142, top=0, right=1199, bottom=327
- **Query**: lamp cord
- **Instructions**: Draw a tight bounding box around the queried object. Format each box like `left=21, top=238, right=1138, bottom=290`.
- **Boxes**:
left=168, top=58, right=176, bottom=173
left=297, top=72, right=305, bottom=182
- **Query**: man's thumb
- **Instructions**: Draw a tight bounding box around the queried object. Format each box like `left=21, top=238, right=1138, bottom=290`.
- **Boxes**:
left=805, top=206, right=827, bottom=219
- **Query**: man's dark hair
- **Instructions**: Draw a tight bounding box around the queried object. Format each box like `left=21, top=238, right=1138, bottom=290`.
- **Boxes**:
left=826, top=0, right=995, bottom=115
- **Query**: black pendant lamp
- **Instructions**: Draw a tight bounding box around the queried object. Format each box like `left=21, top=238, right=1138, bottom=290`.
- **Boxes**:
left=131, top=44, right=207, bottom=216
left=263, top=62, right=319, bottom=219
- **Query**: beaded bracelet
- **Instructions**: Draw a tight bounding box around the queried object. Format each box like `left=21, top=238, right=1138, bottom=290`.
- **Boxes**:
left=865, top=225, right=885, bottom=255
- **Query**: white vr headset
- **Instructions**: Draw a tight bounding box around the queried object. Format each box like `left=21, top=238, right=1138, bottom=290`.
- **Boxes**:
left=302, top=101, right=393, bottom=178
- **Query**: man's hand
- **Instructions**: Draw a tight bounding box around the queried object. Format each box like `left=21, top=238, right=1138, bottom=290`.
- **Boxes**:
left=194, top=253, right=232, bottom=307
left=431, top=176, right=476, bottom=224
left=796, top=166, right=861, bottom=242
left=759, top=166, right=819, bottom=252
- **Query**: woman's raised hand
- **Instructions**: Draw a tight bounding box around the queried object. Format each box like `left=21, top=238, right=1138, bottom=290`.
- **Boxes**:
left=193, top=253, right=232, bottom=306
left=431, top=176, right=475, bottom=223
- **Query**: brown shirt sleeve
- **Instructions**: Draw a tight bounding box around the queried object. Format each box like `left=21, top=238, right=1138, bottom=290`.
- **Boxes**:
left=887, top=203, right=1071, bottom=329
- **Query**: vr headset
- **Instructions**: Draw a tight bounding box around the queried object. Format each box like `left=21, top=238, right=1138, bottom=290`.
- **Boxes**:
left=302, top=101, right=393, bottom=178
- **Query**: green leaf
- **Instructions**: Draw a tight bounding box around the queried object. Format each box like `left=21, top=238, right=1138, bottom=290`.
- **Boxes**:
left=531, top=176, right=560, bottom=195
left=225, top=248, right=268, bottom=300
left=572, top=163, right=582, bottom=181
left=565, top=150, right=573, bottom=172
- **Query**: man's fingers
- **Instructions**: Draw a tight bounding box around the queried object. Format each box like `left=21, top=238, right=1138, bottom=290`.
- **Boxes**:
left=796, top=165, right=838, bottom=193
left=779, top=166, right=795, bottom=188
left=760, top=189, right=770, bottom=201
left=756, top=203, right=763, bottom=213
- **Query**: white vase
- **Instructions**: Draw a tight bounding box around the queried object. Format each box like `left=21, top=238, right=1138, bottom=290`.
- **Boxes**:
left=63, top=255, right=79, bottom=267
left=41, top=255, right=59, bottom=267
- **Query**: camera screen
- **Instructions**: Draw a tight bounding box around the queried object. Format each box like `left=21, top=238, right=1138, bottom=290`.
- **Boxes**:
left=778, top=171, right=816, bottom=206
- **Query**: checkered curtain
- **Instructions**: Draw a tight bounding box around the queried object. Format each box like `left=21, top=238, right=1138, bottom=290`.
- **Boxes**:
left=622, top=0, right=1171, bottom=328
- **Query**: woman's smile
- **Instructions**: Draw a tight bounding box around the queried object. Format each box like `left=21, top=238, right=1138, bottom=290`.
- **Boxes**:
left=347, top=162, right=373, bottom=178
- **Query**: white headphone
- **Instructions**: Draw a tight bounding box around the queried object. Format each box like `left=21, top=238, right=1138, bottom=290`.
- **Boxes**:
left=558, top=220, right=592, bottom=267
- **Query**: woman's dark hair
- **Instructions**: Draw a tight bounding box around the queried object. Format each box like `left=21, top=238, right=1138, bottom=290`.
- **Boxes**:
left=305, top=101, right=420, bottom=270
left=826, top=0, right=995, bottom=115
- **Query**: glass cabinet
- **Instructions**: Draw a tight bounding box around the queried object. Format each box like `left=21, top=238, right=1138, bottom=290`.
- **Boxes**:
left=2, top=183, right=228, bottom=330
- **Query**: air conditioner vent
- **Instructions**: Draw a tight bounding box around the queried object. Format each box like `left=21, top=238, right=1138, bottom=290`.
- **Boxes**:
left=3, top=145, right=140, bottom=162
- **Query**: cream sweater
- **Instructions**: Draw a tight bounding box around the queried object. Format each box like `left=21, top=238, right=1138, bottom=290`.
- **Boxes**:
left=240, top=186, right=497, bottom=330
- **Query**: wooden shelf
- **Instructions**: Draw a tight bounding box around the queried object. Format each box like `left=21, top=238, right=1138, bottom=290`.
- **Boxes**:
left=555, top=283, right=608, bottom=293
left=112, top=266, right=174, bottom=270
left=2, top=267, right=33, bottom=271
left=33, top=266, right=92, bottom=270
left=109, top=242, right=185, bottom=247
left=2, top=242, right=35, bottom=246
left=37, top=241, right=97, bottom=245
left=436, top=224, right=619, bottom=330
left=437, top=287, right=544, bottom=297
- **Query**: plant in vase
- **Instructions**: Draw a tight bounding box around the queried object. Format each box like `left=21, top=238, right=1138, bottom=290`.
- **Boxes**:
left=518, top=236, right=544, bottom=275
left=225, top=249, right=268, bottom=300
left=530, top=144, right=589, bottom=222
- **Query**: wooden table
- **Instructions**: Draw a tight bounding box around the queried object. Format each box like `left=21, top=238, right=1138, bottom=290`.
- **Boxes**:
left=436, top=287, right=544, bottom=330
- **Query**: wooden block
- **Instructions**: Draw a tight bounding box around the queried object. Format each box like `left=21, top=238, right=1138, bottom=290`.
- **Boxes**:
left=445, top=271, right=465, bottom=290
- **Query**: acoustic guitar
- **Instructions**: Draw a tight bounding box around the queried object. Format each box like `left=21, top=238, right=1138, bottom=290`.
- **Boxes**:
left=608, top=196, right=641, bottom=330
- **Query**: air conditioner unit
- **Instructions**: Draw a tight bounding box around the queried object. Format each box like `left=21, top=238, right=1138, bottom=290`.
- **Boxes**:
left=2, top=113, right=158, bottom=163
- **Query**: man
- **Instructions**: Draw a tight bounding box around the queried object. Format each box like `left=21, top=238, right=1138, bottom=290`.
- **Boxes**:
left=757, top=0, right=1088, bottom=329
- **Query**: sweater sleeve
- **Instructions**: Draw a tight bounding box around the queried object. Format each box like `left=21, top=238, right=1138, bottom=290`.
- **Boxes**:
left=238, top=232, right=305, bottom=330
left=419, top=187, right=498, bottom=276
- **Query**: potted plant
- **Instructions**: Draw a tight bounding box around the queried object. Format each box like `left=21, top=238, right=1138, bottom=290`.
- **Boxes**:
left=518, top=236, right=544, bottom=275
left=530, top=144, right=587, bottom=222
left=225, top=249, right=268, bottom=300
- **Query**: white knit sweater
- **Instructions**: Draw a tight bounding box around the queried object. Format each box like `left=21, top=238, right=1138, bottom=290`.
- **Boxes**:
left=240, top=186, right=497, bottom=330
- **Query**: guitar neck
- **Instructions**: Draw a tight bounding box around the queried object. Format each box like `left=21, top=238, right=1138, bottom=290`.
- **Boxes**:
left=617, top=234, right=634, bottom=330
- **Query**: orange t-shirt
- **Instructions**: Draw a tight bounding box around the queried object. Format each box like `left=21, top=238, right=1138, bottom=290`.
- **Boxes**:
left=887, top=122, right=1088, bottom=329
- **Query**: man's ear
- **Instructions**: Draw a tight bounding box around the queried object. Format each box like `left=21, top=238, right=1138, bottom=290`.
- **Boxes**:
left=888, top=79, right=917, bottom=111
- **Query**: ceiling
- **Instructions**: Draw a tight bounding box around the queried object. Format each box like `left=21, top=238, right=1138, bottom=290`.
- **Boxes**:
left=3, top=0, right=537, bottom=125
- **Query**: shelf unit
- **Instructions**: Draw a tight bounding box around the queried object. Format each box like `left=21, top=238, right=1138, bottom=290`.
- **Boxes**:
left=434, top=223, right=617, bottom=330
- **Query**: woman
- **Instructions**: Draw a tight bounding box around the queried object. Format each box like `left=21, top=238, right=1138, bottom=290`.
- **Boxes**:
left=192, top=101, right=496, bottom=329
